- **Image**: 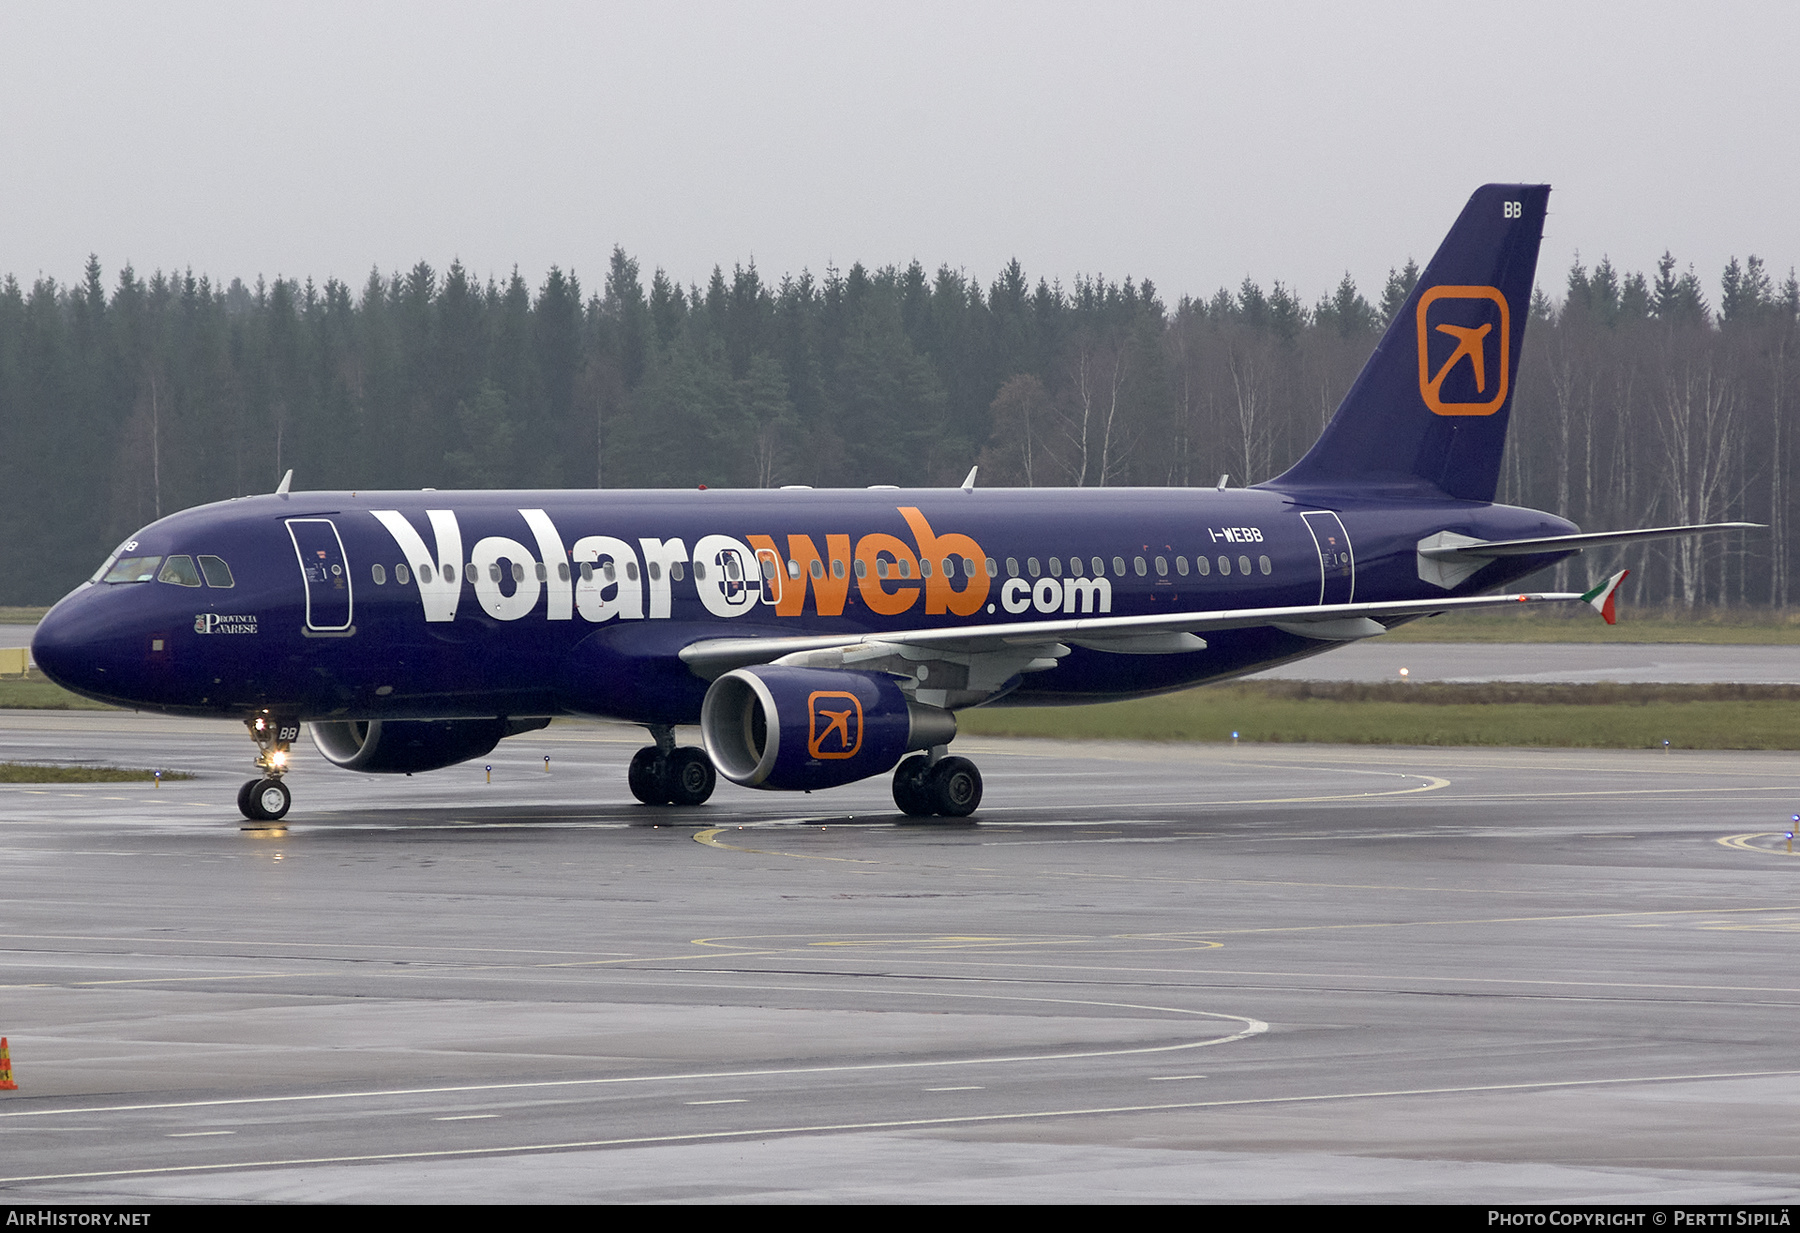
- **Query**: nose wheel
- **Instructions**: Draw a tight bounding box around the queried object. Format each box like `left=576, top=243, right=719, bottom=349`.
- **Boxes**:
left=240, top=714, right=298, bottom=823
left=238, top=777, right=291, bottom=822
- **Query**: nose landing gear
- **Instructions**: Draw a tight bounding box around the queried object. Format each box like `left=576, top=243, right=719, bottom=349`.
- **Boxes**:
left=239, top=715, right=297, bottom=822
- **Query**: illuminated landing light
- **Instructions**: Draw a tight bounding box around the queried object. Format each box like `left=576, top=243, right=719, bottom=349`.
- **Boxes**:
left=269, top=751, right=287, bottom=769
left=1399, top=667, right=1410, bottom=681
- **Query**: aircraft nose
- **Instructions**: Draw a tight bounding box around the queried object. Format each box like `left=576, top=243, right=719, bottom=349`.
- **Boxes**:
left=30, top=590, right=114, bottom=698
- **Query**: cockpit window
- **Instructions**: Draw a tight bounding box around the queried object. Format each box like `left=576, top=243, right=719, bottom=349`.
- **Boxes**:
left=103, top=556, right=162, bottom=584
left=90, top=540, right=133, bottom=583
left=157, top=556, right=203, bottom=587
left=198, top=555, right=235, bottom=588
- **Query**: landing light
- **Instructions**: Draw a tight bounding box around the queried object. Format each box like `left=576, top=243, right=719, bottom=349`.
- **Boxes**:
left=269, top=751, right=287, bottom=768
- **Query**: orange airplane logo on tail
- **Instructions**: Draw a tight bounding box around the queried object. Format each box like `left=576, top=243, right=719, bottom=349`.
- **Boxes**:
left=808, top=691, right=863, bottom=759
left=1417, top=285, right=1509, bottom=416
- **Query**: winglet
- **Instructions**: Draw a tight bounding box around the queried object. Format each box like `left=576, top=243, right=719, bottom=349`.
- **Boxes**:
left=961, top=466, right=978, bottom=493
left=275, top=469, right=293, bottom=496
left=1580, top=569, right=1629, bottom=625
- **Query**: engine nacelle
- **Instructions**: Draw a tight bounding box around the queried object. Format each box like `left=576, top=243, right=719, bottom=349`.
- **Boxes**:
left=310, top=717, right=547, bottom=774
left=701, top=666, right=956, bottom=792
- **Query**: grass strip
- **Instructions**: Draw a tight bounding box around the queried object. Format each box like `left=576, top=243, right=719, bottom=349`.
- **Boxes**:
left=0, top=763, right=194, bottom=783
left=0, top=678, right=117, bottom=709
left=960, top=681, right=1800, bottom=750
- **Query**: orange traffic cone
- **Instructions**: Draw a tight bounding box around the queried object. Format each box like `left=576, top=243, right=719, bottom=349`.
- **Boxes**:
left=0, top=1037, right=15, bottom=1090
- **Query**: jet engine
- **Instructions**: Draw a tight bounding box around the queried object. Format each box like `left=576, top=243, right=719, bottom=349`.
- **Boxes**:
left=309, top=717, right=549, bottom=774
left=701, top=666, right=955, bottom=792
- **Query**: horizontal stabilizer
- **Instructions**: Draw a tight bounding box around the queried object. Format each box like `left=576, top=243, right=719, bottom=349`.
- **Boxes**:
left=1418, top=522, right=1761, bottom=560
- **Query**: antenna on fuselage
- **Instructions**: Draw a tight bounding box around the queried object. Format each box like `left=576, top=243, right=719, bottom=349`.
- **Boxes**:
left=961, top=466, right=979, bottom=493
left=1216, top=474, right=1230, bottom=490
left=275, top=469, right=293, bottom=496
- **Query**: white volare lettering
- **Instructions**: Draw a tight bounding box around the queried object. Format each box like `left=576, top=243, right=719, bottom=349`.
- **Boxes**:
left=571, top=535, right=643, bottom=622
left=471, top=535, right=540, bottom=620
left=1032, top=577, right=1062, bottom=614
left=1001, top=577, right=1032, bottom=614
left=638, top=537, right=688, bottom=620
left=519, top=509, right=572, bottom=621
left=371, top=509, right=463, bottom=623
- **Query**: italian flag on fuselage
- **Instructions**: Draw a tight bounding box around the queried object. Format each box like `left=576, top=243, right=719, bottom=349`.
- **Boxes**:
left=1580, top=569, right=1629, bottom=625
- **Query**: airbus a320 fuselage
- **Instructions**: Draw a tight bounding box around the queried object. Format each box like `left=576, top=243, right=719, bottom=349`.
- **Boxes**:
left=29, top=186, right=1747, bottom=822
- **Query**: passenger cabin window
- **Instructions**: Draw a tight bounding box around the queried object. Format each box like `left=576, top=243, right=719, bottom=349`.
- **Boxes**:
left=198, top=556, right=235, bottom=588
left=104, top=556, right=162, bottom=584
left=1134, top=556, right=1147, bottom=577
left=396, top=563, right=412, bottom=585
left=1027, top=558, right=1040, bottom=578
left=1155, top=556, right=1168, bottom=576
left=1259, top=555, right=1272, bottom=575
left=1217, top=555, right=1232, bottom=576
left=157, top=556, right=202, bottom=587
left=1091, top=556, right=1104, bottom=578
left=1048, top=558, right=1060, bottom=577
left=371, top=564, right=387, bottom=585
left=1006, top=558, right=1019, bottom=578
left=1238, top=555, right=1252, bottom=575
left=1195, top=556, right=1209, bottom=576
left=1112, top=556, right=1125, bottom=577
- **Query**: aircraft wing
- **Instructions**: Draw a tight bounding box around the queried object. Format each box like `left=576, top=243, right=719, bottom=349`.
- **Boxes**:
left=677, top=587, right=1595, bottom=694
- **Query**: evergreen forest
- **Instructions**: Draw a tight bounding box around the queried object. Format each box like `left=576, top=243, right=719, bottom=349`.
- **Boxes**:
left=0, top=246, right=1794, bottom=608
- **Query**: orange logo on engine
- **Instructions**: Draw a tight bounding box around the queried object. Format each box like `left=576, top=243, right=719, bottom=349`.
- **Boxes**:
left=1417, top=285, right=1509, bottom=416
left=808, top=691, right=862, bottom=759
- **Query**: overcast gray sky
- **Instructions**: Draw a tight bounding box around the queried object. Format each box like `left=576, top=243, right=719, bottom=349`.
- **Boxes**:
left=3, top=1, right=1794, bottom=308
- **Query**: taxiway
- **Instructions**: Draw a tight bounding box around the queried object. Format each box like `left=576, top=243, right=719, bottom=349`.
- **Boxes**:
left=2, top=710, right=1799, bottom=1202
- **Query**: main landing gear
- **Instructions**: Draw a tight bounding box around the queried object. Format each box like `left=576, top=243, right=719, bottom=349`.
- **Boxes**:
left=239, top=714, right=297, bottom=823
left=628, top=724, right=717, bottom=807
left=892, top=750, right=983, bottom=819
